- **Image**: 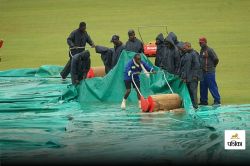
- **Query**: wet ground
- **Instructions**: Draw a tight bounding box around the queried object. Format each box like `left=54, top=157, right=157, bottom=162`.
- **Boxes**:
left=0, top=77, right=249, bottom=165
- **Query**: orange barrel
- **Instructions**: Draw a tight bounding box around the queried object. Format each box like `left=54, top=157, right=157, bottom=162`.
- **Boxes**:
left=92, top=66, right=106, bottom=77
left=148, top=93, right=182, bottom=112
left=87, top=66, right=106, bottom=78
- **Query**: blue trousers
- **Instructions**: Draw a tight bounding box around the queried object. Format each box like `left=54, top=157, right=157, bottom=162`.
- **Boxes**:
left=200, top=72, right=221, bottom=103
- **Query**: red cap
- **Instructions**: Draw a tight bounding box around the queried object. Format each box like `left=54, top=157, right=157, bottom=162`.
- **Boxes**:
left=0, top=40, right=3, bottom=48
left=199, top=37, right=207, bottom=44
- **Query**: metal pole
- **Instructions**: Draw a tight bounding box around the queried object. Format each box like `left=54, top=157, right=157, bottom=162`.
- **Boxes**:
left=132, top=70, right=174, bottom=97
left=132, top=73, right=143, bottom=97
left=137, top=27, right=144, bottom=44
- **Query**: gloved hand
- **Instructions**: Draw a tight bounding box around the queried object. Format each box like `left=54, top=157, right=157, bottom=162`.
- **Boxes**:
left=152, top=71, right=157, bottom=74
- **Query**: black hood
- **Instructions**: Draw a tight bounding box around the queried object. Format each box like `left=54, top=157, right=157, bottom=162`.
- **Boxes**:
left=164, top=34, right=175, bottom=47
left=169, top=32, right=179, bottom=45
left=156, top=33, right=164, bottom=44
left=164, top=32, right=179, bottom=46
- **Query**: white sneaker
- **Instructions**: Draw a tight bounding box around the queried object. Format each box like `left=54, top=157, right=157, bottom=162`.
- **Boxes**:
left=138, top=100, right=141, bottom=109
left=121, top=99, right=126, bottom=109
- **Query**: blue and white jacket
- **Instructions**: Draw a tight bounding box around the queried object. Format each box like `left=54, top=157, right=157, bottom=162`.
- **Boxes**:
left=124, top=59, right=153, bottom=81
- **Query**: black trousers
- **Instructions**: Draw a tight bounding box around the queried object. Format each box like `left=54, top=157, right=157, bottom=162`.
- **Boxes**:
left=60, top=58, right=71, bottom=79
left=187, top=80, right=198, bottom=108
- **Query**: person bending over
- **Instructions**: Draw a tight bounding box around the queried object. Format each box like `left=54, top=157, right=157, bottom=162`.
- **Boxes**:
left=70, top=50, right=91, bottom=85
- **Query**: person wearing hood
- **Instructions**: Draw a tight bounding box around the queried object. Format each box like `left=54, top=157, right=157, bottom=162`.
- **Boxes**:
left=110, top=35, right=125, bottom=68
left=155, top=33, right=166, bottom=67
left=60, top=22, right=95, bottom=80
left=161, top=32, right=180, bottom=75
left=199, top=37, right=221, bottom=105
left=121, top=53, right=154, bottom=109
left=168, top=32, right=179, bottom=46
left=125, top=29, right=144, bottom=53
left=70, top=50, right=91, bottom=85
left=95, top=45, right=113, bottom=74
left=179, top=42, right=200, bottom=109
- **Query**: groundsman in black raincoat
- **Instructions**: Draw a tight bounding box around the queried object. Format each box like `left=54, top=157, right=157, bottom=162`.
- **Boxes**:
left=162, top=32, right=180, bottom=75
left=155, top=33, right=166, bottom=67
left=70, top=50, right=91, bottom=85
left=179, top=42, right=200, bottom=109
left=60, top=22, right=94, bottom=79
